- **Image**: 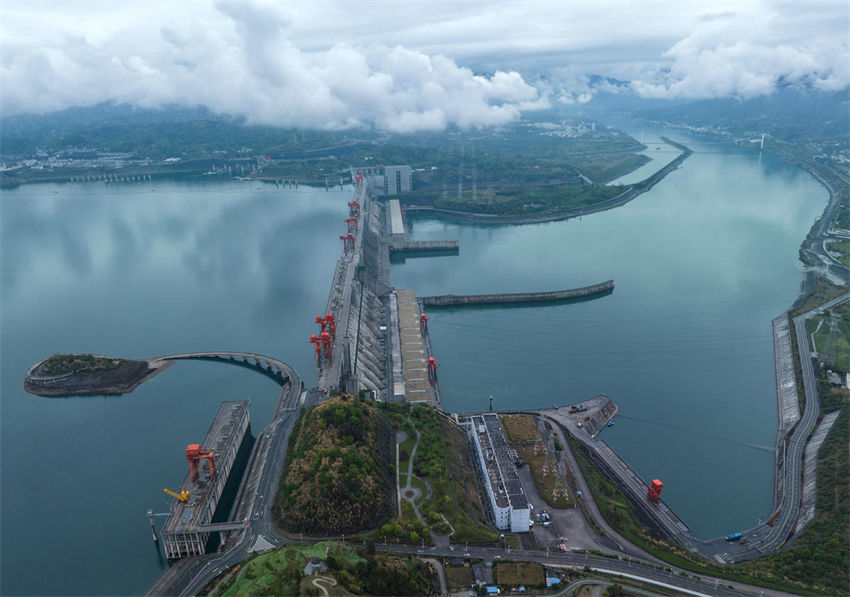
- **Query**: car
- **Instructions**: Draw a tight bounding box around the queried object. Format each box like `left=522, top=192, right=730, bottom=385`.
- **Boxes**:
left=494, top=555, right=502, bottom=559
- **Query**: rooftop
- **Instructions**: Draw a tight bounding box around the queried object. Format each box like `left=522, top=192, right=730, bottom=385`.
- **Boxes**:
left=473, top=414, right=528, bottom=511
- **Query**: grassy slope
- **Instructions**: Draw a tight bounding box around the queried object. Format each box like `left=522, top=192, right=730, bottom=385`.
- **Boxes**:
left=409, top=405, right=498, bottom=543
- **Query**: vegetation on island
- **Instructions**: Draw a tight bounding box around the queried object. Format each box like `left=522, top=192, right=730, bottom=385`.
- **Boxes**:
left=38, top=353, right=131, bottom=375
left=26, top=352, right=157, bottom=397
left=213, top=542, right=433, bottom=597
left=274, top=395, right=395, bottom=536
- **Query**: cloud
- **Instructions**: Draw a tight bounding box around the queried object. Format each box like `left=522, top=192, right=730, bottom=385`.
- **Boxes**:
left=631, top=28, right=850, bottom=99
left=0, top=1, right=546, bottom=131
left=0, top=0, right=847, bottom=125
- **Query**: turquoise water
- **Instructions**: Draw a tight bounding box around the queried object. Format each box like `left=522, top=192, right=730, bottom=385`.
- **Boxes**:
left=0, top=132, right=827, bottom=594
left=392, top=133, right=826, bottom=539
left=1, top=181, right=347, bottom=595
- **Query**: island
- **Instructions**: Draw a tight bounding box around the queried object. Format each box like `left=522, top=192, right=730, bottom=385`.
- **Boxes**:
left=24, top=353, right=172, bottom=397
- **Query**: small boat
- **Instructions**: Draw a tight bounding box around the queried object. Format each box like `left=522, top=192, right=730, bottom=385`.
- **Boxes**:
left=607, top=419, right=615, bottom=427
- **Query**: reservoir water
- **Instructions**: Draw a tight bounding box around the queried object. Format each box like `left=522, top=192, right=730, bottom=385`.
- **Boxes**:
left=1, top=131, right=826, bottom=594
left=1, top=181, right=346, bottom=595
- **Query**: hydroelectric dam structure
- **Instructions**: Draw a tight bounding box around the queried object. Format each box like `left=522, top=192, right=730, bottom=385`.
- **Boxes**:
left=161, top=400, right=250, bottom=560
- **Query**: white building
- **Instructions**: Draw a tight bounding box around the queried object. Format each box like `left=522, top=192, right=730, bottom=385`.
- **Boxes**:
left=360, top=165, right=412, bottom=195
left=470, top=414, right=531, bottom=532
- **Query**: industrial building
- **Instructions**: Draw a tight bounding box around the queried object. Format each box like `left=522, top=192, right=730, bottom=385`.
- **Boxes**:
left=388, top=199, right=406, bottom=243
left=361, top=165, right=412, bottom=195
left=470, top=414, right=531, bottom=532
left=161, top=400, right=250, bottom=559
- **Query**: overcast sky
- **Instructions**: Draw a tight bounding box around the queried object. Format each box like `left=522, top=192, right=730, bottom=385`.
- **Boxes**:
left=1, top=1, right=847, bottom=131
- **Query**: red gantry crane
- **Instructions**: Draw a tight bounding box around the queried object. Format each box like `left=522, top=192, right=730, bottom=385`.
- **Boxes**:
left=427, top=356, right=439, bottom=381
left=309, top=334, right=322, bottom=366
left=347, top=199, right=360, bottom=218
left=186, top=444, right=216, bottom=482
left=340, top=233, right=355, bottom=252
left=648, top=479, right=663, bottom=502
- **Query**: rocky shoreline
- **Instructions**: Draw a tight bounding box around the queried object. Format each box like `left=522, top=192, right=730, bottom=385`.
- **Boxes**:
left=24, top=354, right=173, bottom=397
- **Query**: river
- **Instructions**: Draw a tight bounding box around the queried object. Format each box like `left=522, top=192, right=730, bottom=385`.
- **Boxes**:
left=0, top=129, right=826, bottom=594
left=392, top=129, right=826, bottom=540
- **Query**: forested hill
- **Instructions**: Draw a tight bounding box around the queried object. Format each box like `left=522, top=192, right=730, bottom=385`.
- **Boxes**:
left=274, top=395, right=395, bottom=535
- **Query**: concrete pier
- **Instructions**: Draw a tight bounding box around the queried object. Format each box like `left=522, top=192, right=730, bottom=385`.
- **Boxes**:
left=161, top=401, right=250, bottom=560
left=421, top=280, right=614, bottom=307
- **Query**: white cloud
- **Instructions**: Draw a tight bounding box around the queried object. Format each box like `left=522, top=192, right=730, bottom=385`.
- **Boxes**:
left=630, top=9, right=850, bottom=99
left=0, top=1, right=546, bottom=131
left=0, top=0, right=847, bottom=127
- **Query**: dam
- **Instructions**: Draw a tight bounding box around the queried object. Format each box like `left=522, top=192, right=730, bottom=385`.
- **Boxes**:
left=161, top=400, right=250, bottom=560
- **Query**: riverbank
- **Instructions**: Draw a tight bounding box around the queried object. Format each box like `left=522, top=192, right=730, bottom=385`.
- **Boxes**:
left=404, top=137, right=692, bottom=225
left=24, top=354, right=172, bottom=396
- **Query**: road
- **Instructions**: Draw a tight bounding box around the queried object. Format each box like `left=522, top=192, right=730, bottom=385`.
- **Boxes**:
left=373, top=543, right=793, bottom=597
left=797, top=162, right=850, bottom=285
left=753, top=291, right=850, bottom=553
left=147, top=358, right=306, bottom=596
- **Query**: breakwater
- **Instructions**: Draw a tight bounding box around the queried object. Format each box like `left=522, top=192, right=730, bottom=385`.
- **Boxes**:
left=389, top=240, right=459, bottom=254
left=420, top=280, right=614, bottom=307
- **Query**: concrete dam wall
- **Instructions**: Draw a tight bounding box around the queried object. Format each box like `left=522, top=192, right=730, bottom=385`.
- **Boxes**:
left=420, top=280, right=614, bottom=307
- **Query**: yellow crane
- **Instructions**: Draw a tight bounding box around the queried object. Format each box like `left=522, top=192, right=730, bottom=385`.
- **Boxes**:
left=163, top=487, right=189, bottom=502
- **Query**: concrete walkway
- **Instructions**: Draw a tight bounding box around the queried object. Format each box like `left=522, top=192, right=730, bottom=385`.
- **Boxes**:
left=311, top=576, right=337, bottom=597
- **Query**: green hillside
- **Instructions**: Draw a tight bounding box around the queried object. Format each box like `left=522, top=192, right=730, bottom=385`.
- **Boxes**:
left=274, top=396, right=394, bottom=535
